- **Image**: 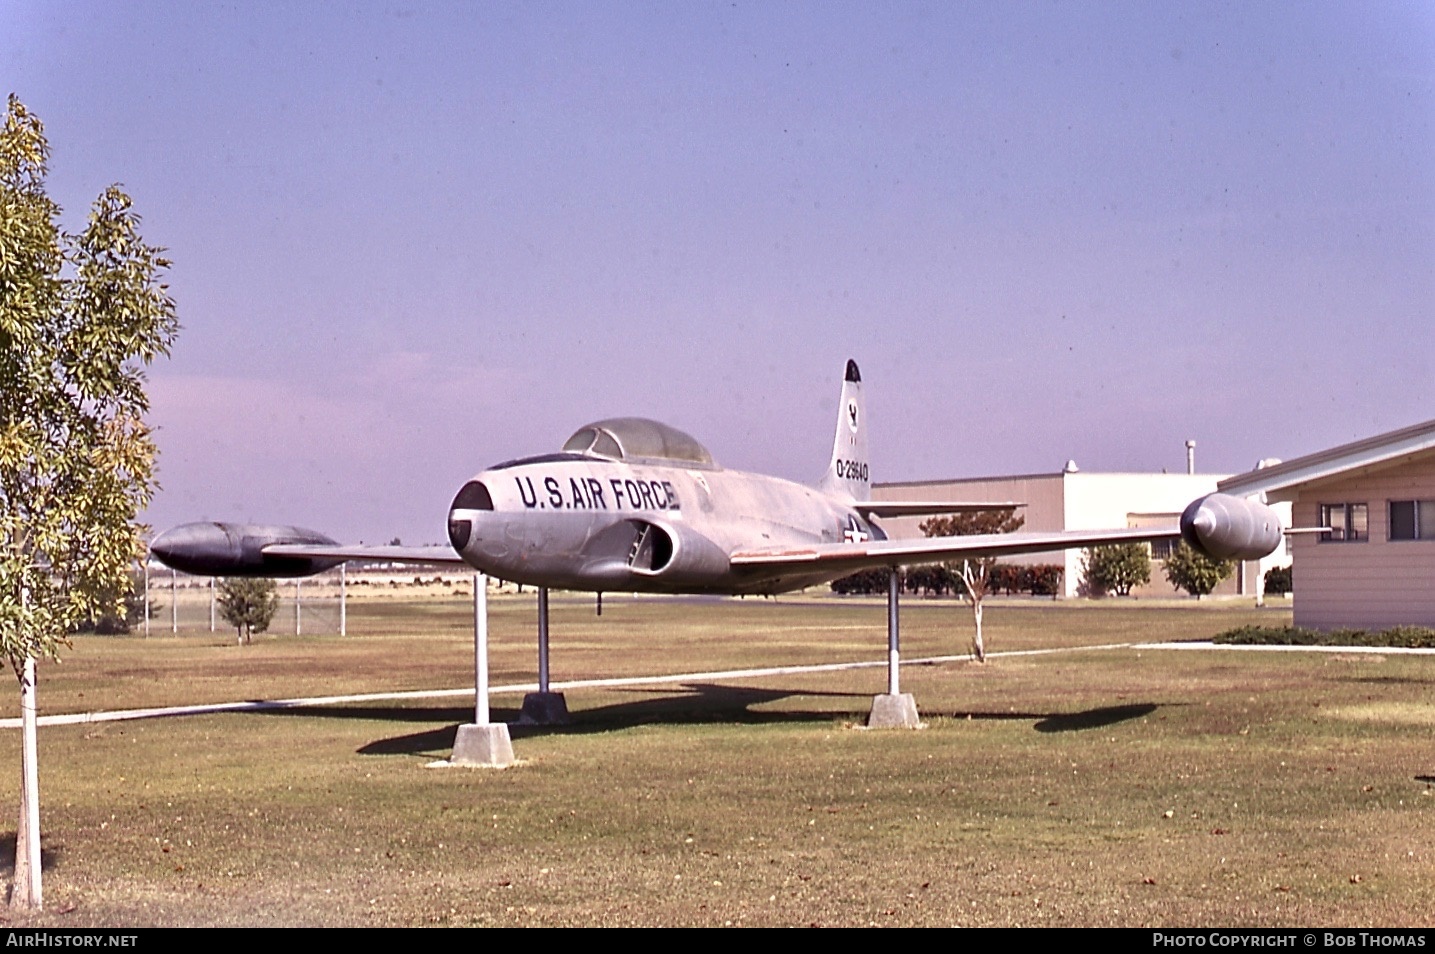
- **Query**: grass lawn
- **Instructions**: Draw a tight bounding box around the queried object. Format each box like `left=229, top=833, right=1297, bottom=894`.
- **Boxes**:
left=0, top=593, right=1431, bottom=927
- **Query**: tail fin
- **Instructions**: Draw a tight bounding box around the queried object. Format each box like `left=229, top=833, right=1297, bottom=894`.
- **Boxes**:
left=818, top=359, right=869, bottom=502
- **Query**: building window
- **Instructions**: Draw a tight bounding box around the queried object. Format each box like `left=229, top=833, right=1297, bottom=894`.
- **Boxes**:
left=1389, top=500, right=1435, bottom=540
left=1150, top=538, right=1180, bottom=561
left=1319, top=503, right=1367, bottom=542
left=1127, top=514, right=1180, bottom=560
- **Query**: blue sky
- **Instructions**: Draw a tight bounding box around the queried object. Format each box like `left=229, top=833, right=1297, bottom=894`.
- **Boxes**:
left=6, top=1, right=1432, bottom=543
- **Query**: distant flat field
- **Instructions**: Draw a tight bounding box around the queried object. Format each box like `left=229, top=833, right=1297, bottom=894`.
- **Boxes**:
left=2, top=595, right=1433, bottom=927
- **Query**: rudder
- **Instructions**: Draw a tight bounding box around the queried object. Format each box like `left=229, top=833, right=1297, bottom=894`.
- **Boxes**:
left=819, top=359, right=869, bottom=501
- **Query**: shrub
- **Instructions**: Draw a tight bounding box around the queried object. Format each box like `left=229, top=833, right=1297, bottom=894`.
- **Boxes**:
left=1263, top=565, right=1292, bottom=595
left=989, top=564, right=1024, bottom=595
left=1215, top=624, right=1435, bottom=649
left=905, top=565, right=955, bottom=596
left=1025, top=564, right=1064, bottom=597
left=830, top=568, right=897, bottom=595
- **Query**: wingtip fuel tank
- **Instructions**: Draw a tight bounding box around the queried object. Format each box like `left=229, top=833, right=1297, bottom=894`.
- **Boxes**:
left=1179, top=493, right=1283, bottom=562
left=150, top=522, right=343, bottom=578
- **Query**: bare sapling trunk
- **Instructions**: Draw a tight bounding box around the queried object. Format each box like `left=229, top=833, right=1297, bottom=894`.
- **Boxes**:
left=961, top=561, right=988, bottom=663
left=970, top=596, right=985, bottom=662
left=11, top=657, right=41, bottom=910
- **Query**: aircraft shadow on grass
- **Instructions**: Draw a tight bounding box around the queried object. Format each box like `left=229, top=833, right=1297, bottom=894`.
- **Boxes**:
left=248, top=692, right=1164, bottom=755
left=1345, top=674, right=1435, bottom=687
left=246, top=683, right=868, bottom=756
left=948, top=703, right=1161, bottom=733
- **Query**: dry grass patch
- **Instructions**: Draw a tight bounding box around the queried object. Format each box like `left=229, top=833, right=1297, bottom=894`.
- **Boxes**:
left=0, top=596, right=1431, bottom=926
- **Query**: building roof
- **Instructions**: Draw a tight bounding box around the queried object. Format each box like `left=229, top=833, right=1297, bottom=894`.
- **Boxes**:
left=1219, top=417, right=1435, bottom=502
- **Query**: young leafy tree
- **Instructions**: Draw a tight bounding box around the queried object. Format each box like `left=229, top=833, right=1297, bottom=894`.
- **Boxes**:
left=920, top=509, right=1025, bottom=662
left=1082, top=542, right=1152, bottom=597
left=217, top=578, right=280, bottom=644
left=1163, top=541, right=1234, bottom=599
left=0, top=95, right=178, bottom=909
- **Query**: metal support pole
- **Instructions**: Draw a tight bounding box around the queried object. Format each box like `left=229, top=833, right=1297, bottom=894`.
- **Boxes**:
left=887, top=567, right=900, bottom=696
left=339, top=563, right=347, bottom=636
left=143, top=561, right=150, bottom=637
left=171, top=567, right=178, bottom=633
left=295, top=579, right=302, bottom=635
left=475, top=573, right=489, bottom=725
left=537, top=586, right=550, bottom=693
left=209, top=577, right=216, bottom=631
left=449, top=570, right=512, bottom=766
left=18, top=654, right=41, bottom=909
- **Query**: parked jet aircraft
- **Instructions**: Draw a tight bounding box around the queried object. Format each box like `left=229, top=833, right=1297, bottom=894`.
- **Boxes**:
left=150, top=360, right=1284, bottom=589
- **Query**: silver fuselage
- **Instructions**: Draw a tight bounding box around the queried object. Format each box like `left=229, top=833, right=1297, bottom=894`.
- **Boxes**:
left=446, top=452, right=883, bottom=595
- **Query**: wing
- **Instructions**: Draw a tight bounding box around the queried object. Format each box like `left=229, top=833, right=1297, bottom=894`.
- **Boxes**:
left=731, top=526, right=1178, bottom=575
left=855, top=501, right=1023, bottom=519
left=260, top=544, right=469, bottom=566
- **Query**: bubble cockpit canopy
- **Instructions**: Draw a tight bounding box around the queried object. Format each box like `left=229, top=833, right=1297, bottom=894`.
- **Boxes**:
left=561, top=417, right=715, bottom=466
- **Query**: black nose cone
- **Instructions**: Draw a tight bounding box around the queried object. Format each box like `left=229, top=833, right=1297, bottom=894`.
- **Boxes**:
left=448, top=481, right=492, bottom=551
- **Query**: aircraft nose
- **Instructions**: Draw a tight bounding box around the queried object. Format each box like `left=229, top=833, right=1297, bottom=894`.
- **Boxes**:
left=149, top=527, right=182, bottom=565
left=448, top=480, right=494, bottom=551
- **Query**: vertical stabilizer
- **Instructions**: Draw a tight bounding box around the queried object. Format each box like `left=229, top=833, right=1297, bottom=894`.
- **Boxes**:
left=819, top=359, right=869, bottom=501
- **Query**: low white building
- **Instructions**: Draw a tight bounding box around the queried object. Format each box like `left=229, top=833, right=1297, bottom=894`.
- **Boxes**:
left=874, top=468, right=1290, bottom=599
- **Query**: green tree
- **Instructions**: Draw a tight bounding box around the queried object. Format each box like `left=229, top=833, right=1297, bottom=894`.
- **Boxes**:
left=1082, top=542, right=1152, bottom=597
left=920, top=509, right=1025, bottom=662
left=217, top=578, right=280, bottom=644
left=1163, top=541, right=1234, bottom=599
left=0, top=95, right=178, bottom=909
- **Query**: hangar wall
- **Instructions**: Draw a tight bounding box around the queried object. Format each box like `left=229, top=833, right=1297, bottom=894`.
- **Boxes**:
left=872, top=471, right=1274, bottom=598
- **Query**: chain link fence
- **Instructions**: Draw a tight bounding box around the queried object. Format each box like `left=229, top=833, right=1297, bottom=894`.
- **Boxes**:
left=138, top=565, right=348, bottom=637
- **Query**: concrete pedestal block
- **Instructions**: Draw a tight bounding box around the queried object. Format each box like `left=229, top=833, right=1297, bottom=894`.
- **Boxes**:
left=450, top=723, right=515, bottom=767
left=866, top=693, right=923, bottom=729
left=519, top=691, right=570, bottom=725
